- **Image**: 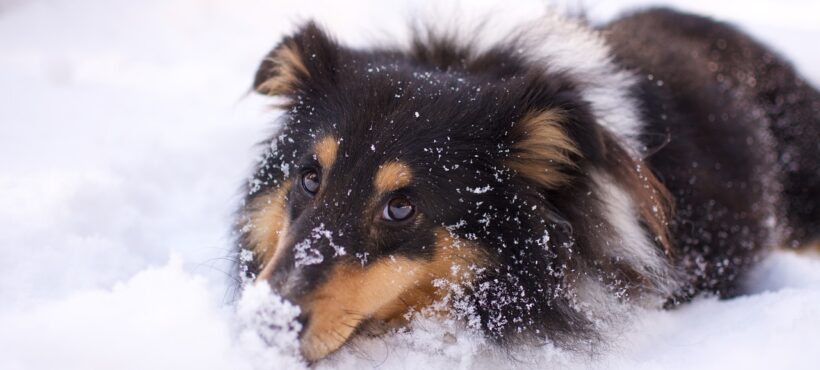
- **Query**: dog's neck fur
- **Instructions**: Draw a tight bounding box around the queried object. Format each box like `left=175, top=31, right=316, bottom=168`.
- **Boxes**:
left=517, top=13, right=646, bottom=154
left=402, top=11, right=646, bottom=153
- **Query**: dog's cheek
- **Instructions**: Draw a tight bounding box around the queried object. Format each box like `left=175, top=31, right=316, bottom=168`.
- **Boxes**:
left=373, top=228, right=491, bottom=322
left=244, top=180, right=293, bottom=279
left=297, top=228, right=489, bottom=361
left=298, top=258, right=428, bottom=361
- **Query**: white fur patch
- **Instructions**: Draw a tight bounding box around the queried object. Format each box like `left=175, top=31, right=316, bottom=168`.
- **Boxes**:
left=399, top=8, right=645, bottom=153
left=513, top=13, right=645, bottom=153
left=590, top=170, right=677, bottom=302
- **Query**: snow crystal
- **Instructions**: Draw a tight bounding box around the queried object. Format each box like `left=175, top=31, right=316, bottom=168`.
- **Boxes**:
left=293, top=224, right=347, bottom=267
left=293, top=239, right=324, bottom=267
left=312, top=223, right=347, bottom=257
left=466, top=185, right=492, bottom=194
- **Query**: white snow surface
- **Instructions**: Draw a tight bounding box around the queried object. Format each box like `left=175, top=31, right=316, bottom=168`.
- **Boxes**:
left=1, top=1, right=819, bottom=369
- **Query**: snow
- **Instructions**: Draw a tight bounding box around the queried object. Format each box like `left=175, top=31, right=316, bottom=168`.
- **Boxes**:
left=1, top=0, right=818, bottom=369
left=292, top=224, right=345, bottom=267
left=0, top=256, right=250, bottom=370
left=466, top=185, right=493, bottom=194
left=236, top=283, right=304, bottom=370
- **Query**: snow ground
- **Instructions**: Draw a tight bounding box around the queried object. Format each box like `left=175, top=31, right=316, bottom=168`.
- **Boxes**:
left=1, top=0, right=818, bottom=369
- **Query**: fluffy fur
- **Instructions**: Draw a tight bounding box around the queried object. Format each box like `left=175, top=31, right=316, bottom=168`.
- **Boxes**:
left=235, top=7, right=819, bottom=361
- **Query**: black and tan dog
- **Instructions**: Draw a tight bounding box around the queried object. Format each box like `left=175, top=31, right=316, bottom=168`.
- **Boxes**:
left=235, top=8, right=819, bottom=361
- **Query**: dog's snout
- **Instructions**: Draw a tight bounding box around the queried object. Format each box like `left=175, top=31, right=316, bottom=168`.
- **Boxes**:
left=264, top=267, right=307, bottom=302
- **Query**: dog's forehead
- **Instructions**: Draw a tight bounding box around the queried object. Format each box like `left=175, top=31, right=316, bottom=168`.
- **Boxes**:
left=283, top=65, right=513, bottom=191
left=320, top=119, right=485, bottom=177
left=326, top=71, right=503, bottom=146
left=339, top=62, right=494, bottom=113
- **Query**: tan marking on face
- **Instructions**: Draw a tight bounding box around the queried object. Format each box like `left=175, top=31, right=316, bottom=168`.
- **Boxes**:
left=299, top=227, right=488, bottom=361
left=245, top=180, right=292, bottom=282
left=256, top=42, right=310, bottom=96
left=370, top=229, right=488, bottom=322
left=314, top=136, right=338, bottom=170
left=299, top=257, right=424, bottom=361
left=373, top=161, right=413, bottom=193
left=507, top=109, right=580, bottom=188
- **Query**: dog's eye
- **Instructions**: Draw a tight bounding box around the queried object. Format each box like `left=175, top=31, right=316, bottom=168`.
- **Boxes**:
left=383, top=196, right=415, bottom=221
left=301, top=170, right=320, bottom=195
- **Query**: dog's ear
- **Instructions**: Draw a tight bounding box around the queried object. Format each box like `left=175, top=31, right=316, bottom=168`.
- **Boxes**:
left=253, top=21, right=339, bottom=97
left=504, top=75, right=607, bottom=189
left=505, top=108, right=582, bottom=188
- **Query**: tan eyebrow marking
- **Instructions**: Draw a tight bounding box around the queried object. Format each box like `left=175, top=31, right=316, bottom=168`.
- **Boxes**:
left=314, top=136, right=338, bottom=169
left=373, top=161, right=413, bottom=193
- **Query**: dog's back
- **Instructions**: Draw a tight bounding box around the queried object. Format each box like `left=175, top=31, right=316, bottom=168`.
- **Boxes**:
left=603, top=8, right=820, bottom=299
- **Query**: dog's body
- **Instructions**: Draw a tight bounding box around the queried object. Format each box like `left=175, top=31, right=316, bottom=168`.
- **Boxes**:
left=236, top=8, right=819, bottom=361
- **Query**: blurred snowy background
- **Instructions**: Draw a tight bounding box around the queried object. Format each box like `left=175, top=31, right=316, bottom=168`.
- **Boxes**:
left=1, top=0, right=819, bottom=369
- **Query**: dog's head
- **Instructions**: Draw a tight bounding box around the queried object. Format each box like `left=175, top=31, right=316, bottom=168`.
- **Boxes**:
left=238, top=22, right=670, bottom=361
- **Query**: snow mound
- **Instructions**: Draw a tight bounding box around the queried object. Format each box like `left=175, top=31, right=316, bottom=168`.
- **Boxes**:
left=236, top=283, right=306, bottom=370
left=1, top=252, right=818, bottom=370
left=0, top=256, right=250, bottom=370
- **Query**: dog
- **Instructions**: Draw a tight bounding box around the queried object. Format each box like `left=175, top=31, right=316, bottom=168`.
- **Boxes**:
left=235, top=7, right=819, bottom=362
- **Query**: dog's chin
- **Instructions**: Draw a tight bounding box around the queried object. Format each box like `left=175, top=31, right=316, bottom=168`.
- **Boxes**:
left=298, top=305, right=365, bottom=362
left=299, top=313, right=412, bottom=361
left=299, top=329, right=350, bottom=363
